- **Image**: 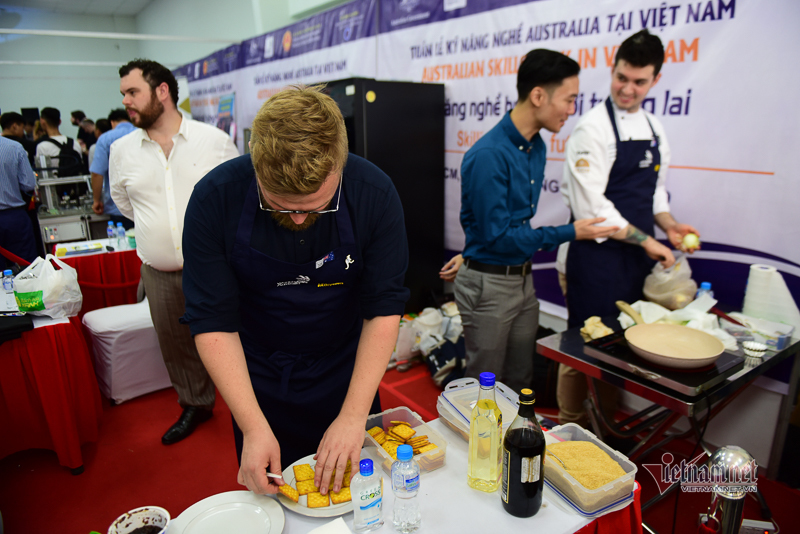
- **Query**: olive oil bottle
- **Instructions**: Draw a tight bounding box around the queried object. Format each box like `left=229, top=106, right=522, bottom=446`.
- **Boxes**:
left=468, top=372, right=503, bottom=492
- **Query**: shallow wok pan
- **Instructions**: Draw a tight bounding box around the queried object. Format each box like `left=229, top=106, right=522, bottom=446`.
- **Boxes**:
left=615, top=301, right=725, bottom=370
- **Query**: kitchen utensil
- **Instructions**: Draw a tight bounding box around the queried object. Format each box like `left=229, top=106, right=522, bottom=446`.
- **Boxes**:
left=709, top=307, right=745, bottom=327
left=615, top=301, right=725, bottom=369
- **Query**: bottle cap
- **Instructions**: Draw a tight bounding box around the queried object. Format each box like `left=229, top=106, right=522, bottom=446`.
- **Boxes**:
left=117, top=222, right=123, bottom=227
left=3, top=269, right=11, bottom=276
left=479, top=372, right=495, bottom=387
left=397, top=444, right=413, bottom=461
left=700, top=282, right=712, bottom=290
left=519, top=388, right=536, bottom=404
left=359, top=458, right=374, bottom=476
left=108, top=221, right=114, bottom=226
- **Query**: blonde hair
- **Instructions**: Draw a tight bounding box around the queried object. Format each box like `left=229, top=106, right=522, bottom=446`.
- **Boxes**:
left=251, top=84, right=348, bottom=196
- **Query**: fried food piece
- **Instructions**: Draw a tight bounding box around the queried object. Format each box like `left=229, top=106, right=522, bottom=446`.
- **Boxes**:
left=330, top=486, right=352, bottom=504
left=297, top=479, right=320, bottom=496
left=293, top=463, right=316, bottom=482
left=278, top=484, right=299, bottom=503
left=307, top=491, right=330, bottom=508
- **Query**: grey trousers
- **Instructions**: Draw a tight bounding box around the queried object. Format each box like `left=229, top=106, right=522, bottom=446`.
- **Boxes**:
left=140, top=264, right=216, bottom=409
left=454, top=264, right=539, bottom=393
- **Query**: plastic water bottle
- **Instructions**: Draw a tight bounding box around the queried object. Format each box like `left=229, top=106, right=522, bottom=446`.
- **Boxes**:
left=351, top=459, right=384, bottom=533
left=106, top=221, right=115, bottom=245
left=392, top=444, right=421, bottom=533
left=2, top=269, right=15, bottom=309
left=697, top=281, right=714, bottom=299
left=116, top=222, right=127, bottom=250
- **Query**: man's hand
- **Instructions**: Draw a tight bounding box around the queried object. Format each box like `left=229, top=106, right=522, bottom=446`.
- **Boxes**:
left=643, top=237, right=675, bottom=268
left=439, top=254, right=463, bottom=282
left=313, top=412, right=366, bottom=495
left=238, top=425, right=283, bottom=495
left=573, top=217, right=620, bottom=241
left=92, top=200, right=104, bottom=215
left=665, top=223, right=700, bottom=253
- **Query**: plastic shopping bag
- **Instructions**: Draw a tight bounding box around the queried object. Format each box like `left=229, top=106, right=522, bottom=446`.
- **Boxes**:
left=14, top=254, right=83, bottom=318
left=643, top=253, right=697, bottom=310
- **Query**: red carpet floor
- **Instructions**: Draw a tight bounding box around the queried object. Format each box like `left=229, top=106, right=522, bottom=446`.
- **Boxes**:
left=2, top=365, right=799, bottom=533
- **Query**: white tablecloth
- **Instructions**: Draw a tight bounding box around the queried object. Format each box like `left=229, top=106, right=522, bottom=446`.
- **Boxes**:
left=278, top=419, right=592, bottom=533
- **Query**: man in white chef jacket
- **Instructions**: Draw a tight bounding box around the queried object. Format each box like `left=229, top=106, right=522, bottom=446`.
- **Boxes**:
left=557, top=30, right=700, bottom=426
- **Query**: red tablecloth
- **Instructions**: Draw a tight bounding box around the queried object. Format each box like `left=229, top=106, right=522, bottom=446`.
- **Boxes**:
left=576, top=482, right=643, bottom=534
left=60, top=249, right=142, bottom=318
left=0, top=316, right=103, bottom=470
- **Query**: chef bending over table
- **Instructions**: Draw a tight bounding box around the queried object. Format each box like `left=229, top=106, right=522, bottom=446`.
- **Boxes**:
left=181, top=85, right=410, bottom=497
left=557, top=30, right=701, bottom=427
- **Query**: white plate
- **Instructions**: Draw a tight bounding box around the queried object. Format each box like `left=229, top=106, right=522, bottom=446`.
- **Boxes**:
left=169, top=491, right=285, bottom=534
left=276, top=454, right=354, bottom=518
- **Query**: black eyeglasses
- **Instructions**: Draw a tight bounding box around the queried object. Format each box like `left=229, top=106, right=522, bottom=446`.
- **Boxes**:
left=258, top=175, right=342, bottom=214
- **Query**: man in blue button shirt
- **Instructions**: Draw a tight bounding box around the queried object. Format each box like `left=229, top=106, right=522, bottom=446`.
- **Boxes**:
left=0, top=136, right=37, bottom=269
left=90, top=108, right=135, bottom=229
left=455, top=49, right=619, bottom=393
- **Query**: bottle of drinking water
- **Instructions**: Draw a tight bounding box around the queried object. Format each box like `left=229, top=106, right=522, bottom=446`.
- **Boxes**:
left=106, top=221, right=115, bottom=245
left=351, top=459, right=384, bottom=533
left=116, top=222, right=127, bottom=250
left=392, top=444, right=421, bottom=533
left=3, top=269, right=15, bottom=310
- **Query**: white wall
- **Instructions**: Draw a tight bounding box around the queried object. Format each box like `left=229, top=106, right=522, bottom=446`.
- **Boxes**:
left=0, top=6, right=140, bottom=137
left=135, top=0, right=268, bottom=67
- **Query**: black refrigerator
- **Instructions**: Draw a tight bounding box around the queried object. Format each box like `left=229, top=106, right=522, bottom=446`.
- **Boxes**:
left=323, top=78, right=445, bottom=314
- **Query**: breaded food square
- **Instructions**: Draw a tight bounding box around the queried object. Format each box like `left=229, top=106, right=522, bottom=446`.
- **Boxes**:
left=307, top=491, right=330, bottom=508
left=297, top=479, right=320, bottom=495
left=278, top=483, right=299, bottom=503
left=367, top=426, right=383, bottom=437
left=416, top=443, right=438, bottom=454
left=330, top=467, right=352, bottom=487
left=293, top=463, right=316, bottom=482
left=330, top=486, right=352, bottom=504
left=391, top=424, right=416, bottom=441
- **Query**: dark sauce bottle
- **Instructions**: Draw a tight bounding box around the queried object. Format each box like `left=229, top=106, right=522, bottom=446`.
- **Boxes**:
left=500, top=388, right=546, bottom=517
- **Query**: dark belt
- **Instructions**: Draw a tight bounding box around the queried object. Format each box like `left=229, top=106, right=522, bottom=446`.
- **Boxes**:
left=464, top=258, right=532, bottom=276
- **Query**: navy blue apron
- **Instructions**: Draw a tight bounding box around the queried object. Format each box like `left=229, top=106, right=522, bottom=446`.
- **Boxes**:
left=229, top=178, right=381, bottom=466
left=566, top=98, right=661, bottom=329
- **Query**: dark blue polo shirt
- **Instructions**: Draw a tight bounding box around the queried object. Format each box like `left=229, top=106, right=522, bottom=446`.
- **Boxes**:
left=182, top=153, right=410, bottom=336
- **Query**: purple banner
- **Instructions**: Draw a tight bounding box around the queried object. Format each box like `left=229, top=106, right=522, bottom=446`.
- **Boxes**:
left=240, top=0, right=377, bottom=67
left=179, top=44, right=242, bottom=82
left=379, top=0, right=542, bottom=34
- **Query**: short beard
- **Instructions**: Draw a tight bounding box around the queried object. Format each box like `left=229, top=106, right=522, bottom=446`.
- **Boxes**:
left=270, top=211, right=320, bottom=231
left=132, top=91, right=165, bottom=129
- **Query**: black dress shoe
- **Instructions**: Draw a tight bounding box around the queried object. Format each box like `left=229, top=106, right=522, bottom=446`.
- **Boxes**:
left=161, top=406, right=213, bottom=445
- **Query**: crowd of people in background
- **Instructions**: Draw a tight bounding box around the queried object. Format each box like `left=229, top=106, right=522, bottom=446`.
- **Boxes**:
left=0, top=105, right=141, bottom=269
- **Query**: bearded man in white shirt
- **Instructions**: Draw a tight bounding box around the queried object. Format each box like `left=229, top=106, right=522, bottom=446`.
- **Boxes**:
left=557, top=30, right=700, bottom=427
left=110, top=59, right=239, bottom=444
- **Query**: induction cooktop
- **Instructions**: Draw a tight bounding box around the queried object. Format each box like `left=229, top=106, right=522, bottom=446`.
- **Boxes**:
left=583, top=330, right=745, bottom=396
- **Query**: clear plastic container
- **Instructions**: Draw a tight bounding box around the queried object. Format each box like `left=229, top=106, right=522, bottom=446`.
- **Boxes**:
left=437, top=377, right=519, bottom=441
left=363, top=407, right=447, bottom=475
left=544, top=423, right=637, bottom=515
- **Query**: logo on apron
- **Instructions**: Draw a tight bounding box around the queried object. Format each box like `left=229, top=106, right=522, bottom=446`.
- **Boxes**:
left=277, top=275, right=311, bottom=287
left=639, top=150, right=653, bottom=169
left=315, top=251, right=335, bottom=269
left=345, top=255, right=354, bottom=270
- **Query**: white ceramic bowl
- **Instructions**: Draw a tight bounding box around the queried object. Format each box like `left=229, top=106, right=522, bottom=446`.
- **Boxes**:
left=108, top=506, right=170, bottom=534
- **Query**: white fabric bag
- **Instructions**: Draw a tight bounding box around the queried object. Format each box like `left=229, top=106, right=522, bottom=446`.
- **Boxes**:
left=14, top=254, right=83, bottom=318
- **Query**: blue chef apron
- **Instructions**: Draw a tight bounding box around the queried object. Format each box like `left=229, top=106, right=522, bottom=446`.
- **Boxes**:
left=229, top=178, right=381, bottom=466
left=566, top=97, right=661, bottom=329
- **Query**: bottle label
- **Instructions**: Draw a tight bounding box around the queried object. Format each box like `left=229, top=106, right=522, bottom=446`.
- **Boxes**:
left=405, top=473, right=420, bottom=492
left=521, top=455, right=540, bottom=483
left=501, top=446, right=510, bottom=503
left=357, top=482, right=382, bottom=509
